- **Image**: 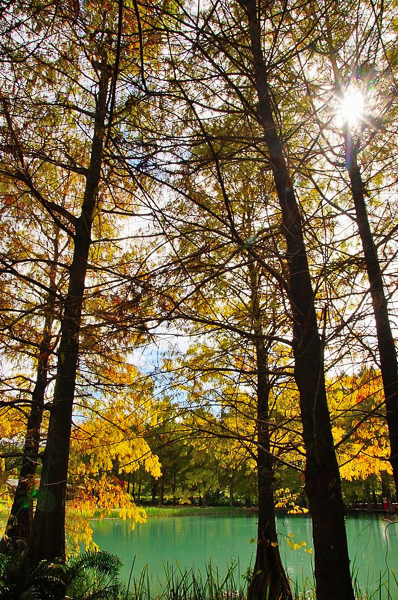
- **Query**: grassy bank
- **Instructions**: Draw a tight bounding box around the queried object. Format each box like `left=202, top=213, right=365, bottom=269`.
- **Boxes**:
left=144, top=505, right=247, bottom=518
left=91, top=505, right=248, bottom=519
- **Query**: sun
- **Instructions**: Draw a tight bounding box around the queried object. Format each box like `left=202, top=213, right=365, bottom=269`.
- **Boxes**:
left=338, top=86, right=365, bottom=127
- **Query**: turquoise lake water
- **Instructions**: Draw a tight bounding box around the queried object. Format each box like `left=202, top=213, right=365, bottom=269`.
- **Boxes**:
left=90, top=512, right=398, bottom=597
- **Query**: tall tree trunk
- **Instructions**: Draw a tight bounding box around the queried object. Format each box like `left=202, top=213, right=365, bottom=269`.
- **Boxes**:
left=172, top=468, right=177, bottom=503
left=249, top=371, right=292, bottom=600
left=28, top=62, right=110, bottom=567
left=248, top=263, right=292, bottom=600
left=344, top=134, right=398, bottom=493
left=138, top=472, right=142, bottom=503
left=1, top=238, right=59, bottom=552
left=151, top=481, right=158, bottom=504
left=238, top=1, right=354, bottom=597
left=327, top=47, right=398, bottom=495
left=158, top=478, right=164, bottom=506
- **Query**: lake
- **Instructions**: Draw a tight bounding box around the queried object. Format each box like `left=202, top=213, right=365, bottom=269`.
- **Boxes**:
left=90, top=512, right=398, bottom=597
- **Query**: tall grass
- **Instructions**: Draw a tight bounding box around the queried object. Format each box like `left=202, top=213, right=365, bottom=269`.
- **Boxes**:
left=127, top=561, right=246, bottom=600
left=349, top=555, right=398, bottom=600
left=125, top=559, right=397, bottom=600
left=1, top=546, right=395, bottom=599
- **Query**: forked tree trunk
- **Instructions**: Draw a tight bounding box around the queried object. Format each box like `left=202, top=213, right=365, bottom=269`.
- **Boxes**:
left=248, top=263, right=292, bottom=600
left=238, top=1, right=354, bottom=597
left=28, top=61, right=110, bottom=567
left=344, top=134, right=398, bottom=494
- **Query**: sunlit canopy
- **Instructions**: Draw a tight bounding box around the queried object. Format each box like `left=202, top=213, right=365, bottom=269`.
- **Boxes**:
left=338, top=86, right=365, bottom=127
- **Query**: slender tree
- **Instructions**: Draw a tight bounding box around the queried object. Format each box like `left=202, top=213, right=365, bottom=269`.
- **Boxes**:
left=155, top=0, right=355, bottom=595
left=236, top=2, right=353, bottom=595
left=291, top=0, right=398, bottom=494
left=325, top=3, right=398, bottom=494
left=0, top=229, right=60, bottom=551
left=148, top=167, right=297, bottom=597
left=247, top=262, right=292, bottom=600
left=1, top=0, right=166, bottom=564
left=28, top=52, right=111, bottom=565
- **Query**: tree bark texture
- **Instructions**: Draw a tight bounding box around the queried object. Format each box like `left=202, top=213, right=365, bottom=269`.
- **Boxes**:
left=345, top=135, right=398, bottom=494
left=1, top=249, right=58, bottom=551
left=247, top=264, right=292, bottom=600
left=238, top=1, right=355, bottom=598
left=249, top=372, right=293, bottom=600
left=28, top=63, right=110, bottom=567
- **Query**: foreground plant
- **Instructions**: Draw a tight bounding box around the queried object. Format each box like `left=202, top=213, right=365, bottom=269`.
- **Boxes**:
left=0, top=549, right=128, bottom=600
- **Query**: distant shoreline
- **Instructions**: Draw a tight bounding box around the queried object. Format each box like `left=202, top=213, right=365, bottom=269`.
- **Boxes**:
left=86, top=504, right=397, bottom=520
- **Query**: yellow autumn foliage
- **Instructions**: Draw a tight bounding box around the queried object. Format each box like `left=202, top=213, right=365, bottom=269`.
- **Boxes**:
left=66, top=474, right=148, bottom=553
left=329, top=371, right=392, bottom=481
left=70, top=399, right=161, bottom=479
left=65, top=385, right=161, bottom=551
left=0, top=406, right=26, bottom=442
left=275, top=488, right=309, bottom=514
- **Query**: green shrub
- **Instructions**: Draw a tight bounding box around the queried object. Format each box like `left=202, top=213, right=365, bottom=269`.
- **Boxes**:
left=0, top=550, right=128, bottom=600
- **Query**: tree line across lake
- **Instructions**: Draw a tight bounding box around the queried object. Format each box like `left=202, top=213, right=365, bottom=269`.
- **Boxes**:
left=0, top=0, right=397, bottom=599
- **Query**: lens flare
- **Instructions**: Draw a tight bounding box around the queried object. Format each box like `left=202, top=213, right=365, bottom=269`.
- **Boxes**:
left=339, top=87, right=365, bottom=126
